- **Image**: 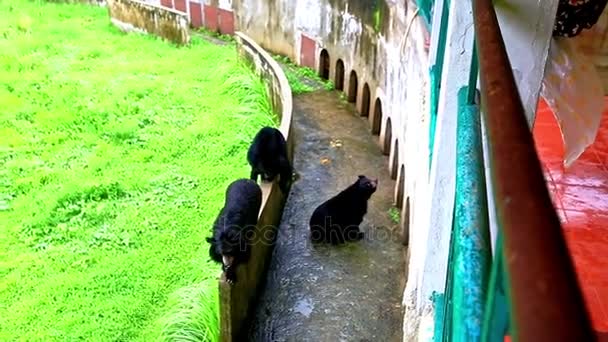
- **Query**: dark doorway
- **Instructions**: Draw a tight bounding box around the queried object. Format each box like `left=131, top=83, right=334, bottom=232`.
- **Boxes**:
left=319, top=49, right=330, bottom=80
left=396, top=165, right=405, bottom=208
left=372, top=98, right=382, bottom=135
left=361, top=83, right=371, bottom=117
left=335, top=59, right=345, bottom=91
left=390, top=140, right=399, bottom=180
left=383, top=118, right=392, bottom=155
left=401, top=197, right=411, bottom=246
left=348, top=70, right=358, bottom=103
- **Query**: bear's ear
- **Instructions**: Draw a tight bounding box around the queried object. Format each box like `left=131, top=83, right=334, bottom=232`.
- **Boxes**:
left=205, top=237, right=214, bottom=243
left=358, top=175, right=365, bottom=179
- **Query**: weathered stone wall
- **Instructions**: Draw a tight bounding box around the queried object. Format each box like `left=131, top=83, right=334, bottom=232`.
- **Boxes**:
left=218, top=32, right=294, bottom=342
left=107, top=0, right=190, bottom=45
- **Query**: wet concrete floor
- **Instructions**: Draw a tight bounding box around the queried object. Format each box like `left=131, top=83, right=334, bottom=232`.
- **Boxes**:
left=248, top=90, right=406, bottom=342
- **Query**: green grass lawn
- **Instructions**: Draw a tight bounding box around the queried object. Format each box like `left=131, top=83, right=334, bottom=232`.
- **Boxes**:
left=0, top=1, right=276, bottom=341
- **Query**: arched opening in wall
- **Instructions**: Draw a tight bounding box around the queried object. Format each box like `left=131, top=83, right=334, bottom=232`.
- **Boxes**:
left=395, top=164, right=405, bottom=208
left=372, top=98, right=382, bottom=135
left=401, top=197, right=411, bottom=246
left=382, top=117, right=392, bottom=155
left=361, top=83, right=371, bottom=117
left=348, top=71, right=358, bottom=103
left=390, top=140, right=399, bottom=180
left=335, top=59, right=345, bottom=91
left=319, top=49, right=330, bottom=80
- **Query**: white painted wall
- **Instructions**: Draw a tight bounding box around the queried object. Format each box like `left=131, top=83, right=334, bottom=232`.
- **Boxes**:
left=485, top=1, right=558, bottom=252
left=495, top=0, right=559, bottom=126
left=415, top=0, right=475, bottom=312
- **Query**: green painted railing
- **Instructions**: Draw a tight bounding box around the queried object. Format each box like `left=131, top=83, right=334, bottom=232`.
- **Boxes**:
left=417, top=0, right=434, bottom=29
left=431, top=0, right=595, bottom=341
left=427, top=0, right=449, bottom=171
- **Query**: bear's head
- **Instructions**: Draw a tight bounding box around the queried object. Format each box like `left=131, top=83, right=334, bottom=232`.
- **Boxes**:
left=206, top=229, right=243, bottom=271
left=356, top=175, right=378, bottom=198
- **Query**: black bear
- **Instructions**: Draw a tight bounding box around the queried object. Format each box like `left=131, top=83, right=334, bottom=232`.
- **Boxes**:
left=309, top=175, right=378, bottom=245
left=247, top=126, right=292, bottom=194
left=206, top=179, right=262, bottom=284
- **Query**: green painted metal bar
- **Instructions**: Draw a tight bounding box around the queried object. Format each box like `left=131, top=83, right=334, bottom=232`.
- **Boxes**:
left=428, top=0, right=450, bottom=171
left=432, top=292, right=446, bottom=342
left=428, top=69, right=439, bottom=171
left=440, top=202, right=457, bottom=342
left=450, top=86, right=492, bottom=341
left=467, top=39, right=478, bottom=105
left=482, top=232, right=510, bottom=342
left=417, top=0, right=434, bottom=28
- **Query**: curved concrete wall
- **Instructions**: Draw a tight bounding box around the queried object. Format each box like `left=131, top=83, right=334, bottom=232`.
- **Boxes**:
left=218, top=32, right=294, bottom=342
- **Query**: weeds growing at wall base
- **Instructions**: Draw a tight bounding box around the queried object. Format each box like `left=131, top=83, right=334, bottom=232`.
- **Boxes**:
left=0, top=1, right=275, bottom=341
left=273, top=54, right=335, bottom=94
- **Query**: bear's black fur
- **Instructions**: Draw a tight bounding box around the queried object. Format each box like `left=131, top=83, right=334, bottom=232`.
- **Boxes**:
left=309, top=175, right=378, bottom=245
left=206, top=179, right=262, bottom=284
left=247, top=126, right=292, bottom=193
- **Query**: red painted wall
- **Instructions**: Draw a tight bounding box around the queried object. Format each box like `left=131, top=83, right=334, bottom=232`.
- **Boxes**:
left=174, top=0, right=186, bottom=13
left=203, top=4, right=218, bottom=31
left=300, top=34, right=316, bottom=69
left=189, top=2, right=202, bottom=28
left=218, top=8, right=235, bottom=35
left=160, top=0, right=172, bottom=9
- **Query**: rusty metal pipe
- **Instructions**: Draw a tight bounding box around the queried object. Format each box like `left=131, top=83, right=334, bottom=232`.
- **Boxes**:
left=471, top=0, right=595, bottom=340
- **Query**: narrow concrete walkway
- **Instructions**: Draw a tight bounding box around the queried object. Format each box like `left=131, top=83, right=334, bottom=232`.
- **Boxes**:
left=248, top=91, right=406, bottom=341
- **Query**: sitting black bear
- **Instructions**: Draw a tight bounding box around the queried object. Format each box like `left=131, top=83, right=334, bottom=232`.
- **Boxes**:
left=206, top=179, right=262, bottom=284
left=247, top=126, right=292, bottom=193
left=309, top=175, right=378, bottom=245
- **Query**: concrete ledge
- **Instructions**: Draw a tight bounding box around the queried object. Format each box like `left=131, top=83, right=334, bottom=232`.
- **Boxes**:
left=106, top=0, right=190, bottom=45
left=217, top=32, right=294, bottom=342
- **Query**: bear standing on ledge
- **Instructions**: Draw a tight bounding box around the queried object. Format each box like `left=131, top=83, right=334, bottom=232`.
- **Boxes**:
left=309, top=175, right=378, bottom=245
left=247, top=126, right=292, bottom=194
left=206, top=179, right=262, bottom=284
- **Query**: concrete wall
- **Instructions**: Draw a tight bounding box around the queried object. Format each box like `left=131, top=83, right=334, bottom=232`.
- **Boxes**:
left=218, top=32, right=294, bottom=342
left=107, top=0, right=190, bottom=45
